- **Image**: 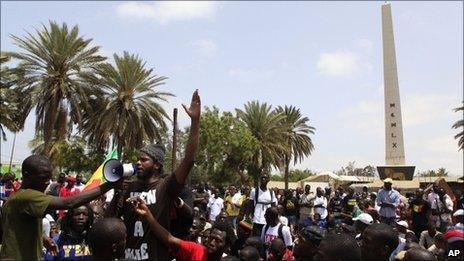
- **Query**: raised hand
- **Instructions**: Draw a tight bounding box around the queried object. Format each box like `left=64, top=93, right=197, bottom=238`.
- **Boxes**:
left=182, top=89, right=201, bottom=121
left=128, top=197, right=149, bottom=217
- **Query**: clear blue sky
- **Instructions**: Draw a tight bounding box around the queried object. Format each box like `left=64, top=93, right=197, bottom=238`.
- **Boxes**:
left=1, top=1, right=462, bottom=175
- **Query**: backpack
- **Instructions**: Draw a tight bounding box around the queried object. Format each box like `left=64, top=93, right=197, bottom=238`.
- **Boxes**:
left=254, top=186, right=275, bottom=207
left=264, top=223, right=284, bottom=241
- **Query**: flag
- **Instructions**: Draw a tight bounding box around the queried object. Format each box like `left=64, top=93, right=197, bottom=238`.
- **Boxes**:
left=82, top=149, right=118, bottom=191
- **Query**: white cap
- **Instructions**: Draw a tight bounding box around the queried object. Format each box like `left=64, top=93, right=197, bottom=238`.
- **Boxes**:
left=383, top=178, right=393, bottom=183
left=396, top=220, right=409, bottom=228
left=453, top=209, right=464, bottom=217
left=353, top=213, right=374, bottom=225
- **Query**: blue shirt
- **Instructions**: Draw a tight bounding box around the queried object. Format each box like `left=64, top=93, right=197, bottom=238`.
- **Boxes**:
left=376, top=188, right=400, bottom=218
left=44, top=234, right=91, bottom=261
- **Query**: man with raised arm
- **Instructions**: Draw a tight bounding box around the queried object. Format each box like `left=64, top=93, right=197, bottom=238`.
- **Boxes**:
left=0, top=155, right=118, bottom=260
left=105, top=89, right=201, bottom=261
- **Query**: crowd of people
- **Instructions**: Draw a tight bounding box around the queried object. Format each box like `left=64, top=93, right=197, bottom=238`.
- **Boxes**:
left=0, top=90, right=463, bottom=261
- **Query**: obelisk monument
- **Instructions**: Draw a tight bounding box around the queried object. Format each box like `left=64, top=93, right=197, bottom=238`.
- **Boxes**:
left=382, top=2, right=405, bottom=165
left=378, top=2, right=415, bottom=180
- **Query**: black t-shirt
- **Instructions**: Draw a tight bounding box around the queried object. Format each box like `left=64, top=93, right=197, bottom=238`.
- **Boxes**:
left=342, top=194, right=358, bottom=214
left=409, top=198, right=431, bottom=227
left=170, top=186, right=194, bottom=240
left=329, top=197, right=343, bottom=213
left=117, top=174, right=182, bottom=261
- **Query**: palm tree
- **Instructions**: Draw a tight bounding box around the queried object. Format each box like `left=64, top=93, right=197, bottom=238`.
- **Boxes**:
left=275, top=105, right=315, bottom=189
left=9, top=21, right=106, bottom=155
left=236, top=101, right=290, bottom=177
left=29, top=134, right=88, bottom=172
left=452, top=103, right=463, bottom=151
left=0, top=53, right=31, bottom=140
left=1, top=54, right=17, bottom=139
left=80, top=51, right=172, bottom=157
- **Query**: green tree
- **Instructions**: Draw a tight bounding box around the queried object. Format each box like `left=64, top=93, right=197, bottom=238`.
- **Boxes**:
left=236, top=101, right=290, bottom=179
left=9, top=21, right=106, bottom=155
left=271, top=169, right=316, bottom=182
left=335, top=162, right=376, bottom=177
left=80, top=51, right=172, bottom=158
left=0, top=53, right=31, bottom=139
left=418, top=168, right=449, bottom=177
left=274, top=105, right=315, bottom=189
left=452, top=103, right=464, bottom=151
left=193, top=107, right=260, bottom=185
left=29, top=134, right=105, bottom=176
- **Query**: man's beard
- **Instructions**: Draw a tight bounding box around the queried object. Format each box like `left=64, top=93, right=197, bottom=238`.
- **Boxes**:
left=137, top=167, right=155, bottom=180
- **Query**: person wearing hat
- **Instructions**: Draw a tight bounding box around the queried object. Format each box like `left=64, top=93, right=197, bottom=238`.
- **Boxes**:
left=105, top=90, right=201, bottom=261
left=293, top=226, right=326, bottom=261
left=353, top=213, right=374, bottom=242
left=444, top=228, right=464, bottom=261
left=396, top=220, right=414, bottom=239
left=453, top=209, right=464, bottom=229
left=376, top=178, right=400, bottom=226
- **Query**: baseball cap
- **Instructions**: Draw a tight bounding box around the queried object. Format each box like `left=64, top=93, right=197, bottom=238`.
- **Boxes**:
left=383, top=178, right=393, bottom=183
left=444, top=228, right=464, bottom=243
left=353, top=213, right=374, bottom=225
left=453, top=209, right=464, bottom=217
left=396, top=220, right=409, bottom=229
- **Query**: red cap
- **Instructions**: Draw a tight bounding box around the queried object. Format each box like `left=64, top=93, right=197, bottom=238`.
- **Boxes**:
left=444, top=229, right=464, bottom=243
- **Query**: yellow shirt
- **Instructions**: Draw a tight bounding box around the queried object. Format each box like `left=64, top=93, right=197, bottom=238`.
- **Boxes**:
left=225, top=194, right=244, bottom=217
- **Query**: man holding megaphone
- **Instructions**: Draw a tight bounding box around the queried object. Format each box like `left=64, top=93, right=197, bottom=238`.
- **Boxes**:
left=105, top=89, right=201, bottom=261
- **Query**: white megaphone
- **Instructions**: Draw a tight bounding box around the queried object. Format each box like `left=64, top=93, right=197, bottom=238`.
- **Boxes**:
left=103, top=159, right=138, bottom=182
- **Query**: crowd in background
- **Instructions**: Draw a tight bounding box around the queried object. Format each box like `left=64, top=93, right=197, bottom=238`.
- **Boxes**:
left=0, top=90, right=462, bottom=261
left=1, top=168, right=463, bottom=261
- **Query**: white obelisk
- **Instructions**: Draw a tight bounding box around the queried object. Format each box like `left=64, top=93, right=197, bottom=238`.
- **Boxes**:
left=382, top=2, right=405, bottom=166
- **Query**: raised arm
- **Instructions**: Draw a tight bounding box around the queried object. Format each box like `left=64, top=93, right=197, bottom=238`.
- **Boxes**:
left=132, top=198, right=181, bottom=250
left=174, top=90, right=201, bottom=185
left=47, top=182, right=114, bottom=210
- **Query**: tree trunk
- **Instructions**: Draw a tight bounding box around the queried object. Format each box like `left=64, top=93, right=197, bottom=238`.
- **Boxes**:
left=172, top=108, right=178, bottom=171
left=284, top=155, right=290, bottom=190
left=116, top=133, right=122, bottom=161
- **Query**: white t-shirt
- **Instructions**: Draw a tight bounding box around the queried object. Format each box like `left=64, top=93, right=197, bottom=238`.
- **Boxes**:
left=42, top=214, right=54, bottom=237
left=313, top=196, right=328, bottom=219
left=261, top=223, right=293, bottom=247
left=279, top=216, right=289, bottom=226
left=249, top=188, right=277, bottom=224
left=427, top=192, right=439, bottom=206
left=207, top=197, right=224, bottom=221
